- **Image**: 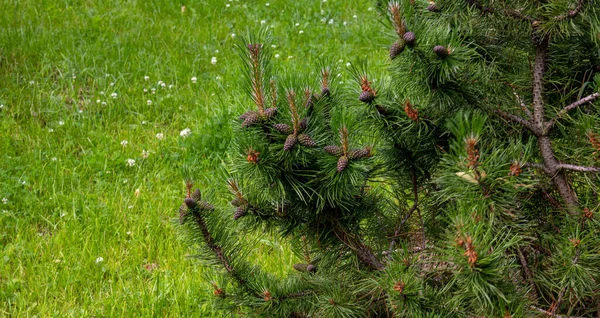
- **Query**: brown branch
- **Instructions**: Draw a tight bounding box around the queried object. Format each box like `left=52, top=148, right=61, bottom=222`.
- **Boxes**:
left=554, top=0, right=586, bottom=21
left=531, top=306, right=585, bottom=318
left=557, top=163, right=600, bottom=173
left=389, top=166, right=419, bottom=254
left=331, top=216, right=384, bottom=270
left=465, top=1, right=535, bottom=22
left=516, top=247, right=539, bottom=300
left=523, top=162, right=548, bottom=172
left=494, top=110, right=538, bottom=134
left=546, top=92, right=600, bottom=130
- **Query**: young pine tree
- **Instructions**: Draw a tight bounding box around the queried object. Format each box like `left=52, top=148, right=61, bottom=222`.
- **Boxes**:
left=178, top=2, right=600, bottom=316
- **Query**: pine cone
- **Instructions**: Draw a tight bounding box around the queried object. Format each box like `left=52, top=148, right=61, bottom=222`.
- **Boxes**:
left=324, top=145, right=343, bottom=156
left=299, top=118, right=308, bottom=131
left=427, top=3, right=439, bottom=12
left=433, top=45, right=449, bottom=58
left=403, top=32, right=416, bottom=46
left=198, top=201, right=215, bottom=211
left=359, top=91, right=375, bottom=103
left=239, top=111, right=257, bottom=120
left=337, top=155, right=349, bottom=172
left=293, top=263, right=317, bottom=273
left=241, top=112, right=261, bottom=128
left=274, top=123, right=292, bottom=134
left=349, top=148, right=371, bottom=160
left=184, top=197, right=197, bottom=210
left=389, top=41, right=405, bottom=60
left=298, top=134, right=317, bottom=147
left=231, top=198, right=244, bottom=207
left=191, top=189, right=201, bottom=201
left=375, top=104, right=390, bottom=115
left=321, top=87, right=330, bottom=98
left=233, top=206, right=247, bottom=220
left=284, top=134, right=297, bottom=151
left=264, top=107, right=277, bottom=118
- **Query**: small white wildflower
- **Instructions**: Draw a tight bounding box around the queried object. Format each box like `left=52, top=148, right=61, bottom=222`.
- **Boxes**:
left=101, top=102, right=107, bottom=106
left=181, top=5, right=186, bottom=12
left=126, top=159, right=135, bottom=167
left=337, top=73, right=342, bottom=77
left=295, top=23, right=300, bottom=26
left=48, top=128, right=54, bottom=132
left=142, top=150, right=149, bottom=159
left=260, top=20, right=266, bottom=25
left=78, top=109, right=84, bottom=113
left=29, top=80, right=35, bottom=85
left=180, top=128, right=191, bottom=138
left=134, top=188, right=141, bottom=197
left=343, top=21, right=347, bottom=26
left=353, top=14, right=358, bottom=18
left=288, top=55, right=294, bottom=59
left=100, top=91, right=105, bottom=95
left=126, top=231, right=132, bottom=235
left=168, top=84, right=174, bottom=89
left=147, top=100, right=152, bottom=106
left=54, top=259, right=61, bottom=263
left=143, top=88, right=148, bottom=93
left=226, top=3, right=230, bottom=7
left=191, top=76, right=197, bottom=83
left=323, top=0, right=327, bottom=2
left=122, top=179, right=127, bottom=183
left=368, top=7, right=373, bottom=11
left=321, top=17, right=327, bottom=23
left=346, top=62, right=351, bottom=67
left=0, top=104, right=4, bottom=109
left=96, top=257, right=104, bottom=263
left=121, top=140, right=128, bottom=147
left=299, top=30, right=304, bottom=34
left=109, top=82, right=114, bottom=87
left=215, top=76, right=222, bottom=80
left=156, top=133, right=164, bottom=140
left=274, top=54, right=280, bottom=59
left=141, top=120, right=147, bottom=125
left=271, top=44, right=277, bottom=48
left=59, top=120, right=64, bottom=126
left=111, top=92, right=117, bottom=99
left=51, top=157, right=57, bottom=161
left=2, top=198, right=7, bottom=204
left=96, top=99, right=101, bottom=103
left=60, top=212, right=66, bottom=217
left=144, top=75, right=150, bottom=80
left=151, top=88, right=156, bottom=94
left=128, top=205, right=134, bottom=209
left=157, top=80, right=164, bottom=86
left=328, top=19, right=334, bottom=25
left=211, top=57, right=217, bottom=65
left=72, top=74, right=77, bottom=79
left=21, top=181, right=26, bottom=185
left=214, top=49, right=219, bottom=53
left=231, top=33, right=236, bottom=38
left=338, top=59, right=344, bottom=63
left=160, top=82, right=166, bottom=88
left=265, top=2, right=269, bottom=6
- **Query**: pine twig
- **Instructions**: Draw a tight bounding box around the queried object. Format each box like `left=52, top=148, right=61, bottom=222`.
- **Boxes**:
left=531, top=306, right=585, bottom=318
left=389, top=166, right=419, bottom=254
left=545, top=92, right=600, bottom=130
left=557, top=163, right=600, bottom=173
left=554, top=0, right=586, bottom=21
left=515, top=247, right=539, bottom=300
left=494, top=110, right=537, bottom=134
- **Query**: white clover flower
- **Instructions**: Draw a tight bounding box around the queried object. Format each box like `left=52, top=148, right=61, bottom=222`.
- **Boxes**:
left=109, top=82, right=114, bottom=87
left=191, top=76, right=197, bottom=83
left=147, top=100, right=152, bottom=106
left=121, top=140, right=128, bottom=147
left=144, top=75, right=150, bottom=80
left=96, top=257, right=104, bottom=263
left=157, top=80, right=164, bottom=86
left=343, top=21, right=347, bottom=26
left=211, top=57, right=217, bottom=65
left=54, top=259, right=61, bottom=263
left=100, top=91, right=105, bottom=95
left=101, top=102, right=107, bottom=106
left=180, top=128, right=191, bottom=138
left=48, top=128, right=54, bottom=132
left=151, top=88, right=156, bottom=94
left=126, top=231, right=132, bottom=235
left=160, top=82, right=166, bottom=88
left=111, top=92, right=117, bottom=99
left=96, top=99, right=101, bottom=103
left=168, top=84, right=174, bottom=89
left=226, top=3, right=230, bottom=7
left=260, top=20, right=266, bottom=25
left=0, top=104, right=4, bottom=109
left=275, top=54, right=280, bottom=59
left=51, top=157, right=57, bottom=161
left=328, top=19, right=334, bottom=25
left=156, top=133, right=164, bottom=140
left=21, top=181, right=26, bottom=185
left=126, top=159, right=135, bottom=167
left=346, top=62, right=351, bottom=67
left=265, top=2, right=269, bottom=6
left=2, top=198, right=7, bottom=204
left=271, top=44, right=277, bottom=48
left=143, top=88, right=148, bottom=93
left=128, top=205, right=133, bottom=209
left=135, top=188, right=141, bottom=197
left=214, top=49, right=219, bottom=53
left=215, top=76, right=222, bottom=80
left=78, top=109, right=84, bottom=113
left=299, top=30, right=304, bottom=34
left=353, top=14, right=358, bottom=19
left=142, top=150, right=149, bottom=159
left=288, top=56, right=294, bottom=59
left=368, top=7, right=373, bottom=11
left=141, top=120, right=147, bottom=125
left=231, top=33, right=236, bottom=38
left=59, top=120, right=64, bottom=126
left=29, top=80, right=35, bottom=85
left=295, top=23, right=300, bottom=26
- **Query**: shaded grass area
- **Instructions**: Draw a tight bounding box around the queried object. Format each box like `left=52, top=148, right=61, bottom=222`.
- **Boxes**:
left=0, top=0, right=386, bottom=316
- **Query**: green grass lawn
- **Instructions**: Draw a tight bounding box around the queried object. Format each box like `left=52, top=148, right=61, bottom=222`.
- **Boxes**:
left=0, top=0, right=387, bottom=316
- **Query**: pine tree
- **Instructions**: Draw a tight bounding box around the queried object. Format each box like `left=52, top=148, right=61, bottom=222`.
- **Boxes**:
left=177, top=2, right=600, bottom=316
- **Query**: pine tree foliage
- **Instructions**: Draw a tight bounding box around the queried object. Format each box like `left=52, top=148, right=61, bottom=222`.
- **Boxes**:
left=177, top=1, right=600, bottom=316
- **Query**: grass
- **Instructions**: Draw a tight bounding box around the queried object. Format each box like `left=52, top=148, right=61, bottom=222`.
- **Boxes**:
left=0, top=0, right=387, bottom=316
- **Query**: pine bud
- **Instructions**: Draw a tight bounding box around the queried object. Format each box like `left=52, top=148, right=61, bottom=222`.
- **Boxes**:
left=293, top=263, right=317, bottom=273
left=359, top=91, right=375, bottom=103
left=264, top=107, right=277, bottom=118
left=239, top=111, right=257, bottom=120
left=233, top=206, right=247, bottom=220
left=321, top=87, right=330, bottom=98
left=274, top=123, right=293, bottom=134
left=298, top=134, right=317, bottom=147
left=191, top=189, right=201, bottom=201
left=284, top=134, right=297, bottom=151
left=389, top=41, right=405, bottom=60
left=241, top=112, right=261, bottom=128
left=337, top=155, right=349, bottom=172
left=324, top=145, right=343, bottom=156
left=403, top=32, right=416, bottom=46
left=433, top=45, right=449, bottom=58
left=184, top=197, right=197, bottom=210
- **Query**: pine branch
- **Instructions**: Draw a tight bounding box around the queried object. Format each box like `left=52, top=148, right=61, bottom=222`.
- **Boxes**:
left=554, top=0, right=586, bottom=21
left=557, top=163, right=600, bottom=173
left=504, top=82, right=533, bottom=118
left=531, top=306, right=585, bottom=318
left=545, top=92, right=600, bottom=130
left=494, top=109, right=537, bottom=134
left=389, top=166, right=418, bottom=254
left=331, top=216, right=384, bottom=270
left=515, top=247, right=539, bottom=300
left=465, top=0, right=535, bottom=22
left=523, top=162, right=547, bottom=172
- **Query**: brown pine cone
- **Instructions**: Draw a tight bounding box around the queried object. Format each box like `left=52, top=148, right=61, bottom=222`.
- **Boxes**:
left=264, top=107, right=277, bottom=118
left=349, top=148, right=371, bottom=160
left=274, top=123, right=292, bottom=134
left=233, top=206, right=247, bottom=220
left=241, top=112, right=261, bottom=128
left=390, top=41, right=405, bottom=60
left=298, top=134, right=317, bottom=147
left=359, top=91, right=375, bottom=103
left=284, top=134, right=297, bottom=151
left=337, top=155, right=349, bottom=172
left=403, top=32, right=416, bottom=46
left=324, top=145, right=343, bottom=156
left=433, top=45, right=449, bottom=58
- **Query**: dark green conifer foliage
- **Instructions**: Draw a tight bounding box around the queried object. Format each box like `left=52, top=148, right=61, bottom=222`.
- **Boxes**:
left=178, top=2, right=600, bottom=316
